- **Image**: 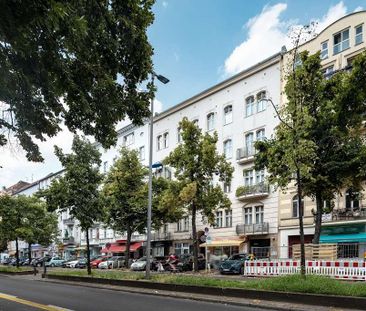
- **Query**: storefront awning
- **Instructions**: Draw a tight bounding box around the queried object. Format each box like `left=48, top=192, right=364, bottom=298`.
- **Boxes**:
left=101, top=242, right=142, bottom=253
left=320, top=233, right=366, bottom=243
left=200, top=240, right=244, bottom=247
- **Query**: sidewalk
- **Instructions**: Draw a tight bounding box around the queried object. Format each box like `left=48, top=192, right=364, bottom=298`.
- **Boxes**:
left=8, top=273, right=365, bottom=311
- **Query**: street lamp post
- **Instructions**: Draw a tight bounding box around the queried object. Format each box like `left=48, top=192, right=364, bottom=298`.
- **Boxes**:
left=145, top=72, right=169, bottom=279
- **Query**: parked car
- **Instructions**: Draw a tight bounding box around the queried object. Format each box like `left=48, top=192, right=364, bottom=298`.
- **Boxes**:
left=177, top=254, right=206, bottom=272
left=45, top=257, right=66, bottom=267
left=130, top=257, right=156, bottom=271
left=31, top=256, right=50, bottom=267
left=219, top=253, right=249, bottom=274
left=98, top=256, right=125, bottom=269
left=1, top=257, right=13, bottom=265
left=91, top=256, right=109, bottom=269
left=11, top=258, right=27, bottom=266
left=63, top=259, right=80, bottom=268
left=75, top=258, right=88, bottom=269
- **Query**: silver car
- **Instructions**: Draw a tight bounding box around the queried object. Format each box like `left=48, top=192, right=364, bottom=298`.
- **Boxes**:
left=98, top=256, right=125, bottom=269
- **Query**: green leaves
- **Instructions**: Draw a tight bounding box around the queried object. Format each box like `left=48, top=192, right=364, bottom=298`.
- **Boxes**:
left=0, top=0, right=155, bottom=161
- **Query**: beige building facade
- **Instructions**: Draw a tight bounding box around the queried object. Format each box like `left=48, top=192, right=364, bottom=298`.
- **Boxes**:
left=278, top=11, right=366, bottom=259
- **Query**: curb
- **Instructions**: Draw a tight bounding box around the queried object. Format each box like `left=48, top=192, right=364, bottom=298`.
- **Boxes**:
left=0, top=270, right=35, bottom=275
left=46, top=274, right=366, bottom=310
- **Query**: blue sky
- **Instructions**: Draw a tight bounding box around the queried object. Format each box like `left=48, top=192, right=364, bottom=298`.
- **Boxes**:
left=148, top=0, right=364, bottom=111
left=1, top=0, right=365, bottom=187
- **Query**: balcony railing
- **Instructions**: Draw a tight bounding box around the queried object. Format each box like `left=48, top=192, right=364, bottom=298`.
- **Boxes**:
left=322, top=208, right=366, bottom=223
left=236, top=146, right=256, bottom=163
left=236, top=222, right=269, bottom=235
left=235, top=183, right=269, bottom=201
left=151, top=232, right=172, bottom=241
left=62, top=236, right=75, bottom=244
left=63, top=218, right=74, bottom=225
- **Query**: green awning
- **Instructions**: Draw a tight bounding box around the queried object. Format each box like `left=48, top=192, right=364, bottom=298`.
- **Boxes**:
left=320, top=233, right=366, bottom=243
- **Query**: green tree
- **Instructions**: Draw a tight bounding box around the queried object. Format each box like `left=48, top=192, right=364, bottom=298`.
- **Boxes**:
left=103, top=147, right=179, bottom=267
left=255, top=51, right=366, bottom=275
left=162, top=117, right=233, bottom=271
left=17, top=196, right=59, bottom=263
left=41, top=135, right=104, bottom=274
left=0, top=0, right=155, bottom=162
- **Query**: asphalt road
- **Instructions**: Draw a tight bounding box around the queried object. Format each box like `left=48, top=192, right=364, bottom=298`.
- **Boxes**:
left=0, top=275, right=278, bottom=311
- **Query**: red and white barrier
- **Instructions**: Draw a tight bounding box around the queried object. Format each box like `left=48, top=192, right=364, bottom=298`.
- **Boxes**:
left=244, top=260, right=366, bottom=281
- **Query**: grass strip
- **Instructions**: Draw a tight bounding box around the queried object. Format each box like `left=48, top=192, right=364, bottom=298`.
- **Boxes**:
left=0, top=265, right=33, bottom=273
left=48, top=270, right=366, bottom=298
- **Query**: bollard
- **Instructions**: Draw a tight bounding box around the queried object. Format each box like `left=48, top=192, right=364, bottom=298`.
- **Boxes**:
left=42, top=261, right=47, bottom=278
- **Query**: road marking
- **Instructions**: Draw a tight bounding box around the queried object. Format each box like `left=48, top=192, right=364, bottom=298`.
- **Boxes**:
left=0, top=292, right=70, bottom=310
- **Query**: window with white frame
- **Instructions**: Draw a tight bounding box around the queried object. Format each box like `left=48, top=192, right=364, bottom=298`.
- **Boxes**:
left=192, top=119, right=199, bottom=127
left=174, top=243, right=190, bottom=255
left=333, top=28, right=350, bottom=54
left=225, top=209, right=232, bottom=227
left=245, top=96, right=255, bottom=117
left=157, top=135, right=163, bottom=150
left=177, top=127, right=182, bottom=142
left=215, top=211, right=223, bottom=228
left=103, top=161, right=108, bottom=173
left=224, top=105, right=233, bottom=125
left=255, top=170, right=265, bottom=184
left=244, top=169, right=254, bottom=186
left=244, top=207, right=252, bottom=225
left=320, top=41, right=328, bottom=59
left=293, top=54, right=302, bottom=69
left=177, top=217, right=189, bottom=232
left=292, top=195, right=304, bottom=218
left=345, top=189, right=360, bottom=211
left=322, top=66, right=334, bottom=79
left=163, top=132, right=169, bottom=148
left=256, top=91, right=267, bottom=112
left=255, top=205, right=264, bottom=224
left=256, top=129, right=265, bottom=141
left=223, top=182, right=231, bottom=193
left=223, top=139, right=233, bottom=159
left=245, top=132, right=254, bottom=155
left=207, top=113, right=215, bottom=131
left=355, top=24, right=363, bottom=45
left=139, top=146, right=145, bottom=161
left=123, top=133, right=134, bottom=146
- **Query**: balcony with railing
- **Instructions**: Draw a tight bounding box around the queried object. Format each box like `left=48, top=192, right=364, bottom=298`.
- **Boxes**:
left=236, top=222, right=269, bottom=235
left=236, top=146, right=256, bottom=164
left=63, top=218, right=75, bottom=225
left=62, top=236, right=75, bottom=245
left=235, top=183, right=269, bottom=201
left=151, top=232, right=172, bottom=241
left=322, top=208, right=366, bottom=223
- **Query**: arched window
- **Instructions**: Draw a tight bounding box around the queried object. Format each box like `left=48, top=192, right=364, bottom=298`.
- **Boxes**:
left=256, top=91, right=267, bottom=112
left=224, top=105, right=233, bottom=125
left=223, top=139, right=233, bottom=159
left=292, top=195, right=304, bottom=218
left=207, top=112, right=215, bottom=131
left=345, top=189, right=360, bottom=211
left=245, top=96, right=255, bottom=117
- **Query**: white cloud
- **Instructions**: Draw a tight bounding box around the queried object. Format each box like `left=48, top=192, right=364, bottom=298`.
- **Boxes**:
left=0, top=125, right=74, bottom=188
left=162, top=1, right=168, bottom=8
left=313, top=1, right=347, bottom=33
left=223, top=1, right=349, bottom=76
left=354, top=6, right=363, bottom=12
left=153, top=99, right=163, bottom=114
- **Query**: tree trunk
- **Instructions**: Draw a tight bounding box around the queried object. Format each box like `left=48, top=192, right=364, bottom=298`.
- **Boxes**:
left=192, top=203, right=198, bottom=272
left=85, top=228, right=91, bottom=275
left=297, top=171, right=306, bottom=277
left=15, top=237, right=19, bottom=268
left=28, top=242, right=32, bottom=263
left=125, top=226, right=132, bottom=268
left=313, top=191, right=323, bottom=244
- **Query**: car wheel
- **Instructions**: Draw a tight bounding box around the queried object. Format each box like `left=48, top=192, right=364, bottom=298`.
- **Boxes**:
left=50, top=263, right=55, bottom=267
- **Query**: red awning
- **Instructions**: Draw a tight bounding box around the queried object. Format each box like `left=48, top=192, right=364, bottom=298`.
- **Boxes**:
left=101, top=242, right=142, bottom=254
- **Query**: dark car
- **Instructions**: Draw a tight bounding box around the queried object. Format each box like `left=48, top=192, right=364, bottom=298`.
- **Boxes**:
left=32, top=256, right=50, bottom=267
left=219, top=253, right=249, bottom=275
left=2, top=257, right=13, bottom=265
left=75, top=258, right=88, bottom=269
left=177, top=254, right=206, bottom=272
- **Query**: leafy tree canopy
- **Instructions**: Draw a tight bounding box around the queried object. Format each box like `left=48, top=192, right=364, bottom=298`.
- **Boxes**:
left=0, top=0, right=155, bottom=161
